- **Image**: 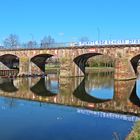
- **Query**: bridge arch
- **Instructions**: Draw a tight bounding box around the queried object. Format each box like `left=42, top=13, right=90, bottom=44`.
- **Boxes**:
left=129, top=82, right=140, bottom=107
left=73, top=52, right=114, bottom=74
left=0, top=54, right=19, bottom=70
left=31, top=54, right=53, bottom=72
left=73, top=53, right=102, bottom=74
left=130, top=54, right=140, bottom=74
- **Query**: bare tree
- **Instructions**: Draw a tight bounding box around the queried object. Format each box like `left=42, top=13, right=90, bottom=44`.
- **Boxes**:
left=3, top=34, right=20, bottom=49
left=41, top=35, right=55, bottom=48
left=27, top=40, right=38, bottom=49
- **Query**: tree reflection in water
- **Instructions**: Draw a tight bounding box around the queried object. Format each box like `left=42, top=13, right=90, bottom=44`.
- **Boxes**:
left=0, top=71, right=139, bottom=115
left=84, top=71, right=114, bottom=100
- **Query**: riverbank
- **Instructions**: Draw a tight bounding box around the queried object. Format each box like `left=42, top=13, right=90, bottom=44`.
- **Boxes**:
left=45, top=67, right=60, bottom=74
left=45, top=67, right=114, bottom=74
left=85, top=67, right=114, bottom=73
left=126, top=121, right=140, bottom=140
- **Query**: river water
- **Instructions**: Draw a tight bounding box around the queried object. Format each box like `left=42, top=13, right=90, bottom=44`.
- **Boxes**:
left=0, top=70, right=139, bottom=140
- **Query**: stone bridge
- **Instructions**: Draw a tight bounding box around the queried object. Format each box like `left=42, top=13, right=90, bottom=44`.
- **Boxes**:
left=0, top=44, right=140, bottom=80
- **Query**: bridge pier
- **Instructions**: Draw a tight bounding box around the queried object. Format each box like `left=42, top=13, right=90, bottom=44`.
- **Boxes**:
left=30, top=62, right=43, bottom=75
left=18, top=57, right=42, bottom=76
left=59, top=57, right=84, bottom=77
left=18, top=57, right=31, bottom=75
left=114, top=58, right=136, bottom=80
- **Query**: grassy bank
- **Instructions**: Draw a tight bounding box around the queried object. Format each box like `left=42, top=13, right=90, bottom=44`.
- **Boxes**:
left=85, top=67, right=114, bottom=73
left=127, top=121, right=140, bottom=140
left=45, top=66, right=60, bottom=74
left=45, top=66, right=114, bottom=73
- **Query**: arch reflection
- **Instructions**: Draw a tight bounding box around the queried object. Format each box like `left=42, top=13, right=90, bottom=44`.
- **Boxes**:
left=30, top=76, right=59, bottom=97
left=85, top=71, right=114, bottom=100
left=130, top=81, right=140, bottom=107
left=0, top=78, right=18, bottom=92
left=73, top=78, right=111, bottom=103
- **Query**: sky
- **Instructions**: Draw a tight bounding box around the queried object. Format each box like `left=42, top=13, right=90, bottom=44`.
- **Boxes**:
left=0, top=0, right=140, bottom=44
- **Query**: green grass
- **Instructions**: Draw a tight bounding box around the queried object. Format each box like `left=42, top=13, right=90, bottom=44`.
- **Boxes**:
left=127, top=121, right=140, bottom=140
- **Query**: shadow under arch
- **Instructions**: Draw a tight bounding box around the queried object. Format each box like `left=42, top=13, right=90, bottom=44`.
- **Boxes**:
left=0, top=54, right=19, bottom=70
left=130, top=54, right=140, bottom=74
left=31, top=54, right=53, bottom=72
left=73, top=53, right=102, bottom=74
left=129, top=81, right=140, bottom=107
left=0, top=78, right=18, bottom=92
left=73, top=78, right=111, bottom=103
left=30, top=78, right=58, bottom=97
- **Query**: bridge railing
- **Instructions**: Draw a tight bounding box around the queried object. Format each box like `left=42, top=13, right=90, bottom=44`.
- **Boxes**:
left=0, top=42, right=78, bottom=51
left=1, top=40, right=140, bottom=50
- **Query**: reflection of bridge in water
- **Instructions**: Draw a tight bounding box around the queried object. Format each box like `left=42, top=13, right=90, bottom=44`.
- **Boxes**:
left=77, top=109, right=140, bottom=122
left=0, top=75, right=139, bottom=116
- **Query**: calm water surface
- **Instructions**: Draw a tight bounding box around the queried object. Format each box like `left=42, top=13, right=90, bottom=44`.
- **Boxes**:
left=0, top=71, right=139, bottom=140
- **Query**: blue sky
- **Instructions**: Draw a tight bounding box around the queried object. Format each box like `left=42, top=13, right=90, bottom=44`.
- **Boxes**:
left=0, top=0, right=140, bottom=44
